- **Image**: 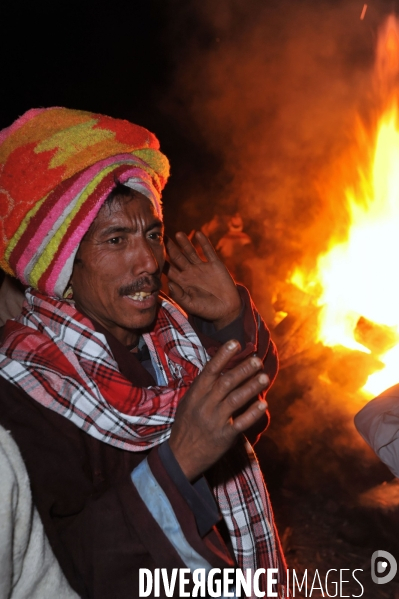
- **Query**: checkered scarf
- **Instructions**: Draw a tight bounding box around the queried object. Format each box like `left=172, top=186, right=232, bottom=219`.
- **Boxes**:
left=0, top=289, right=286, bottom=596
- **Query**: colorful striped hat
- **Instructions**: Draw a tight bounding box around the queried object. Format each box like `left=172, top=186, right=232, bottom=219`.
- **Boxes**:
left=0, top=107, right=170, bottom=297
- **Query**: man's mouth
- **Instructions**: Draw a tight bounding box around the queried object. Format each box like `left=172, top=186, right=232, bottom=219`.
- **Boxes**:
left=126, top=291, right=153, bottom=302
left=119, top=276, right=162, bottom=300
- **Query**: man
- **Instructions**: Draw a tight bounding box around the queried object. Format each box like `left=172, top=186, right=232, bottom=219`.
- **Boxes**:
left=0, top=107, right=285, bottom=598
left=0, top=423, right=79, bottom=598
left=216, top=213, right=254, bottom=292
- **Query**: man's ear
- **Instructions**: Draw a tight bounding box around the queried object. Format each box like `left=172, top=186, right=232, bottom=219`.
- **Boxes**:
left=67, top=253, right=82, bottom=297
left=63, top=281, right=74, bottom=300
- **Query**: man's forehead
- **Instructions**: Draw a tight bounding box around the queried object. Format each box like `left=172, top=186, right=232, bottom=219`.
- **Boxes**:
left=88, top=193, right=163, bottom=235
left=102, top=189, right=159, bottom=213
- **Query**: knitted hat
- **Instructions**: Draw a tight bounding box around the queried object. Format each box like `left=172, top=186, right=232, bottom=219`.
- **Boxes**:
left=0, top=107, right=170, bottom=297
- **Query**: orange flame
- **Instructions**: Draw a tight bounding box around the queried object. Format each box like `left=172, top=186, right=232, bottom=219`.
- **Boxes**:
left=291, top=16, right=399, bottom=397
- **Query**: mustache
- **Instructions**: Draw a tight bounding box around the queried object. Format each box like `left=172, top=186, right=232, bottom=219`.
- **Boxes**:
left=118, top=276, right=162, bottom=297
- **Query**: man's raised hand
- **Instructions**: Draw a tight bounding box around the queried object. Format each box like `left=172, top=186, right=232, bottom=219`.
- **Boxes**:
left=165, top=231, right=241, bottom=330
left=168, top=339, right=269, bottom=481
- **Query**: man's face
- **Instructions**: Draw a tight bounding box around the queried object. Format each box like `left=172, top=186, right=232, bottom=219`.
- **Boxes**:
left=70, top=192, right=165, bottom=346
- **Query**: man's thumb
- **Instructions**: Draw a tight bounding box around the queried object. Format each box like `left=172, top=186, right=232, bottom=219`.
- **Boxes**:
left=168, top=281, right=184, bottom=301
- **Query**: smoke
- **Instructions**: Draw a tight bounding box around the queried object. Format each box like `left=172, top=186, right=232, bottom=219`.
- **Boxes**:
left=161, top=0, right=388, bottom=259
left=159, top=0, right=397, bottom=495
left=264, top=347, right=390, bottom=497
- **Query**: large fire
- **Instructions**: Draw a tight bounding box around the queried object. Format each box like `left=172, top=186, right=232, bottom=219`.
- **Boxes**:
left=291, top=15, right=399, bottom=398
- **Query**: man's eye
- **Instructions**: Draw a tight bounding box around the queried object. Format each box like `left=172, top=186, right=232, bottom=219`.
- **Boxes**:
left=107, top=237, right=122, bottom=245
left=148, top=232, right=164, bottom=242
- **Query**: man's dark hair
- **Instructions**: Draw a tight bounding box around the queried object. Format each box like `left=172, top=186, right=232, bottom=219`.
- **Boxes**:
left=105, top=182, right=141, bottom=207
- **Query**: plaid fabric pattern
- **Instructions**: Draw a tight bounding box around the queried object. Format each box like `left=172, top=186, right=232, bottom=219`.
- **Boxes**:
left=215, top=443, right=287, bottom=597
left=0, top=289, right=286, bottom=595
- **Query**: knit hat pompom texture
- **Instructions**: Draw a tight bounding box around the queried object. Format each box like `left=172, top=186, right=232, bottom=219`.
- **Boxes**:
left=0, top=107, right=170, bottom=297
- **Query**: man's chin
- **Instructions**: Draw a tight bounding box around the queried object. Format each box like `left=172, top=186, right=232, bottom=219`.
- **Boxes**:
left=123, top=305, right=158, bottom=331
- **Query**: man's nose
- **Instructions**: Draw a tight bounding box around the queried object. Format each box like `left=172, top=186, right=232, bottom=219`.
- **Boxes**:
left=132, top=239, right=160, bottom=274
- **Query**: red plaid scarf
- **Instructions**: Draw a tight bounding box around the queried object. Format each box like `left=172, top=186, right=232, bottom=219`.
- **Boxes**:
left=0, top=290, right=286, bottom=596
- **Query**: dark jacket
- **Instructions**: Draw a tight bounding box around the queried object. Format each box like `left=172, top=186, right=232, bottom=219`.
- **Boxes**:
left=0, top=288, right=277, bottom=598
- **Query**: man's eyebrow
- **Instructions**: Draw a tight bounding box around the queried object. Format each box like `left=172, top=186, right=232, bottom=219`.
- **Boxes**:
left=146, top=219, right=164, bottom=231
left=98, top=220, right=164, bottom=237
left=98, top=226, right=132, bottom=237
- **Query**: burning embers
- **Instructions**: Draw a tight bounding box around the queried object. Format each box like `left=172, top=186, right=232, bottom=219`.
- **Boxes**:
left=289, top=15, right=399, bottom=398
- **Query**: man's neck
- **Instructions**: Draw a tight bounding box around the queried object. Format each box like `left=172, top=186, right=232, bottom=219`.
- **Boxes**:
left=74, top=302, right=140, bottom=347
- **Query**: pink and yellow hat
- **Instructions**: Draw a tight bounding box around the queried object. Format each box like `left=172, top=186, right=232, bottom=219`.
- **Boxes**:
left=0, top=107, right=170, bottom=297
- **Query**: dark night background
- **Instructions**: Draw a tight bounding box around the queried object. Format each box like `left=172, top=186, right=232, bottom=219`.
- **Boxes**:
left=1, top=0, right=226, bottom=234
left=2, top=0, right=395, bottom=239
left=3, top=1, right=399, bottom=596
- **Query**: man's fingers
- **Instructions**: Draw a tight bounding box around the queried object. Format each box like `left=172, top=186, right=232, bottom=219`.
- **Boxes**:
left=202, top=340, right=242, bottom=381
left=223, top=371, right=269, bottom=413
left=194, top=231, right=219, bottom=262
left=213, top=355, right=264, bottom=397
left=165, top=236, right=190, bottom=271
left=167, top=264, right=187, bottom=285
left=232, top=398, right=268, bottom=433
left=167, top=280, right=186, bottom=302
left=174, top=232, right=204, bottom=264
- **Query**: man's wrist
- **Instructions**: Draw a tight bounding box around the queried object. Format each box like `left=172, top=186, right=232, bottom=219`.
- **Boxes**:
left=212, top=305, right=242, bottom=331
left=212, top=288, right=243, bottom=331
